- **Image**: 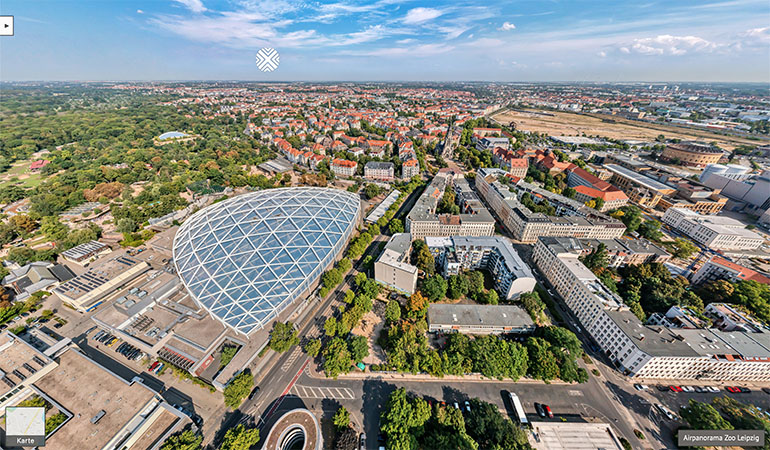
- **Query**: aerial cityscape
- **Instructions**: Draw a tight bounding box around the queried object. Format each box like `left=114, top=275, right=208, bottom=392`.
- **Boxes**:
left=0, top=1, right=769, bottom=450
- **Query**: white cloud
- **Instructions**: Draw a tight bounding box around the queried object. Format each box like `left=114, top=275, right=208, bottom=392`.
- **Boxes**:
left=597, top=51, right=606, bottom=57
left=622, top=35, right=719, bottom=55
left=499, top=22, right=516, bottom=31
left=172, top=0, right=207, bottom=14
left=402, top=7, right=444, bottom=25
left=137, top=9, right=144, bottom=14
left=329, top=25, right=389, bottom=46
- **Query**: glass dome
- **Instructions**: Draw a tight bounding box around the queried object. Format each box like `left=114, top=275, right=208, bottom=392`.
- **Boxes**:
left=173, top=187, right=361, bottom=335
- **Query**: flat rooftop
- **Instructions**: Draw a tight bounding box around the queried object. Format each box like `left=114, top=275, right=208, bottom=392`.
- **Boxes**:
left=451, top=236, right=534, bottom=280
left=33, top=349, right=158, bottom=450
left=605, top=310, right=700, bottom=358
left=605, top=164, right=674, bottom=193
left=530, top=421, right=623, bottom=450
left=428, top=304, right=535, bottom=329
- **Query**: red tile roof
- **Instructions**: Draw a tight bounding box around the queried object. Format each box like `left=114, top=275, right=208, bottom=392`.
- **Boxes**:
left=710, top=256, right=770, bottom=284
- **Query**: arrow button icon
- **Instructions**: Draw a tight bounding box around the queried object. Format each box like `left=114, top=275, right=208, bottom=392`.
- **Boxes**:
left=0, top=16, right=14, bottom=36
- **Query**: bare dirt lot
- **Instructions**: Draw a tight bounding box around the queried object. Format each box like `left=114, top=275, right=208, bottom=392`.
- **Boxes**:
left=492, top=109, right=762, bottom=151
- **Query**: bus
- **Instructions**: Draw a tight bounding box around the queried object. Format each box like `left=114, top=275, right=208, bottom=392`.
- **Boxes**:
left=509, top=392, right=528, bottom=425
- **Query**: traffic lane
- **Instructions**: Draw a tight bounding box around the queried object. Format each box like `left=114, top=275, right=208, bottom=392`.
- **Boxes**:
left=295, top=375, right=641, bottom=446
left=650, top=388, right=770, bottom=413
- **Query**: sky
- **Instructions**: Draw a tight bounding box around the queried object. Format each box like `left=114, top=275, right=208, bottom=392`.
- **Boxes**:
left=1, top=0, right=769, bottom=82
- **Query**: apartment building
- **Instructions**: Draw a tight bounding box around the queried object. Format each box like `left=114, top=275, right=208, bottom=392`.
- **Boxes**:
left=533, top=237, right=770, bottom=382
left=330, top=158, right=358, bottom=177
left=662, top=208, right=764, bottom=250
left=406, top=173, right=495, bottom=240
left=401, top=158, right=420, bottom=179
left=476, top=168, right=625, bottom=243
left=691, top=255, right=770, bottom=286
left=374, top=233, right=418, bottom=295
left=705, top=303, right=766, bottom=333
left=364, top=161, right=395, bottom=181
left=578, top=238, right=671, bottom=267
left=427, top=236, right=536, bottom=300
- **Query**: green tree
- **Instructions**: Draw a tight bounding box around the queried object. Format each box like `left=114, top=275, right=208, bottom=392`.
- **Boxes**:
left=223, top=371, right=254, bottom=409
left=385, top=300, right=402, bottom=323
left=219, top=345, right=238, bottom=368
left=466, top=271, right=485, bottom=301
left=422, top=276, right=447, bottom=302
left=464, top=399, right=530, bottom=450
left=160, top=429, right=202, bottom=450
left=349, top=335, right=369, bottom=363
left=526, top=337, right=560, bottom=381
left=325, top=317, right=338, bottom=337
left=480, top=289, right=499, bottom=305
left=116, top=218, right=137, bottom=233
left=670, top=238, right=698, bottom=259
left=389, top=218, right=404, bottom=234
left=220, top=424, right=260, bottom=450
left=447, top=275, right=470, bottom=300
left=304, top=338, right=322, bottom=357
left=379, top=388, right=431, bottom=450
left=414, top=243, right=435, bottom=276
left=728, top=280, right=770, bottom=323
left=364, top=184, right=382, bottom=199
left=269, top=321, right=299, bottom=353
left=541, top=326, right=583, bottom=356
left=638, top=220, right=663, bottom=241
left=333, top=406, right=351, bottom=430
left=610, top=205, right=643, bottom=234
left=580, top=243, right=608, bottom=271
left=679, top=399, right=733, bottom=431
left=323, top=337, right=352, bottom=378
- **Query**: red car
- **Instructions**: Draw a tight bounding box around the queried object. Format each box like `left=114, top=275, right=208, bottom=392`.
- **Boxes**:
left=726, top=386, right=742, bottom=393
left=148, top=362, right=159, bottom=372
left=669, top=385, right=683, bottom=392
left=544, top=405, right=554, bottom=419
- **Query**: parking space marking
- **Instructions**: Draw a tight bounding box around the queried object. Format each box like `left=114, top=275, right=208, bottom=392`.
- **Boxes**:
left=568, top=390, right=583, bottom=396
left=291, top=384, right=354, bottom=400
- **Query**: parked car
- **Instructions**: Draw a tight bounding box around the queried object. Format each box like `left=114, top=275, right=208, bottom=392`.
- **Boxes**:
left=634, top=384, right=649, bottom=391
left=706, top=386, right=720, bottom=393
left=655, top=404, right=676, bottom=421
left=657, top=385, right=670, bottom=392
left=53, top=323, right=63, bottom=329
left=453, top=402, right=460, bottom=410
left=148, top=362, right=159, bottom=372
left=726, top=386, right=744, bottom=393
left=360, top=433, right=366, bottom=450
left=669, top=385, right=683, bottom=393
left=762, top=388, right=770, bottom=395
left=535, top=403, right=546, bottom=418
left=464, top=401, right=471, bottom=412
left=94, top=330, right=105, bottom=341
left=681, top=386, right=695, bottom=393
left=544, top=405, right=554, bottom=419
left=739, top=387, right=751, bottom=393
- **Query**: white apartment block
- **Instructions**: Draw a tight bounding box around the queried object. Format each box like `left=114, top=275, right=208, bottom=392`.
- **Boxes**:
left=364, top=161, right=395, bottom=181
left=476, top=168, right=625, bottom=243
left=330, top=159, right=357, bottom=178
left=662, top=208, right=764, bottom=251
left=406, top=173, right=495, bottom=240
left=428, top=236, right=536, bottom=300
left=374, top=233, right=418, bottom=295
left=401, top=158, right=420, bottom=180
left=533, top=237, right=770, bottom=382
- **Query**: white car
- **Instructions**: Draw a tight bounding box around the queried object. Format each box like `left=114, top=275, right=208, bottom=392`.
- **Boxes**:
left=681, top=386, right=695, bottom=392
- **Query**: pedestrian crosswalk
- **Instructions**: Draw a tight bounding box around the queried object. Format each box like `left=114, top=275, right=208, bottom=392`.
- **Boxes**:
left=281, top=347, right=303, bottom=372
left=290, top=384, right=355, bottom=400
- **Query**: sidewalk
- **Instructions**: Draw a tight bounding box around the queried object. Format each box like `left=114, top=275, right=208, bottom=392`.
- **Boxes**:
left=306, top=361, right=575, bottom=385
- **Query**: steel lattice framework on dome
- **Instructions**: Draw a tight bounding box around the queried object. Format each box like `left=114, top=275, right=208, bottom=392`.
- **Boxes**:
left=173, top=188, right=361, bottom=335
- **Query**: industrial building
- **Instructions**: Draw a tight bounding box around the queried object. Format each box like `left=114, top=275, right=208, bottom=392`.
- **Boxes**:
left=427, top=304, right=535, bottom=335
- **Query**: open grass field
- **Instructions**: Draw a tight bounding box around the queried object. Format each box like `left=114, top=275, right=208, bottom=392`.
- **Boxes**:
left=491, top=109, right=764, bottom=151
left=0, top=161, right=44, bottom=189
